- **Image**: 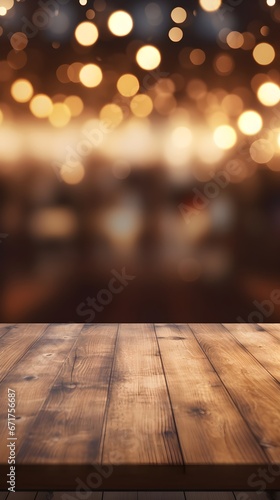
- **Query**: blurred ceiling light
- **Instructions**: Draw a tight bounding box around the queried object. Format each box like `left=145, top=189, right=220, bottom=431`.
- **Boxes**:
left=250, top=139, right=274, bottom=163
left=101, top=204, right=143, bottom=247
left=213, top=125, right=237, bottom=150
left=257, top=82, right=280, bottom=106
left=117, top=74, right=139, bottom=97
left=0, top=6, right=7, bottom=15
left=226, top=31, right=244, bottom=49
left=100, top=103, right=123, bottom=128
left=48, top=103, right=71, bottom=128
left=79, top=63, right=103, bottom=88
left=86, top=9, right=95, bottom=19
left=237, top=110, right=263, bottom=135
left=108, top=10, right=133, bottom=37
left=136, top=45, right=161, bottom=70
left=171, top=7, right=187, bottom=23
left=75, top=21, right=98, bottom=46
left=169, top=27, right=183, bottom=42
left=60, top=163, right=85, bottom=184
left=199, top=0, right=221, bottom=12
left=130, top=94, right=153, bottom=118
left=214, top=53, right=234, bottom=75
left=0, top=0, right=13, bottom=11
left=29, top=94, right=53, bottom=118
left=190, top=48, right=206, bottom=65
left=11, top=79, right=33, bottom=103
left=29, top=208, right=78, bottom=239
left=267, top=0, right=276, bottom=5
left=196, top=134, right=223, bottom=164
left=171, top=126, right=192, bottom=149
left=64, top=95, right=84, bottom=117
left=222, top=94, right=244, bottom=116
left=253, top=42, right=275, bottom=65
left=10, top=32, right=28, bottom=50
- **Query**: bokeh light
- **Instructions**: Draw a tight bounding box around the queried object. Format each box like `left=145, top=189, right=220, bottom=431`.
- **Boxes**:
left=250, top=139, right=274, bottom=164
left=29, top=94, right=53, bottom=118
left=79, top=64, right=103, bottom=88
left=136, top=45, right=161, bottom=70
left=169, top=27, right=183, bottom=42
left=49, top=103, right=71, bottom=128
left=171, top=127, right=192, bottom=149
left=238, top=110, right=263, bottom=135
left=117, top=74, right=139, bottom=97
left=199, top=0, right=221, bottom=12
left=108, top=11, right=133, bottom=37
left=100, top=103, right=123, bottom=128
left=257, top=82, right=280, bottom=106
left=75, top=21, right=98, bottom=46
left=213, top=125, right=237, bottom=150
left=130, top=94, right=153, bottom=118
left=253, top=43, right=275, bottom=65
left=64, top=95, right=84, bottom=117
left=11, top=79, right=33, bottom=103
left=171, top=7, right=187, bottom=23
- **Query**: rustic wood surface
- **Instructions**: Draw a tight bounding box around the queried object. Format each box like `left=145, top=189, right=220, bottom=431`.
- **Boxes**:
left=0, top=324, right=279, bottom=491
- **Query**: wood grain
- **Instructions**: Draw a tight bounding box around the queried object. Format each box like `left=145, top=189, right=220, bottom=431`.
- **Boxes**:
left=0, top=324, right=48, bottom=382
left=102, top=324, right=182, bottom=465
left=156, top=324, right=265, bottom=464
left=223, top=323, right=280, bottom=381
left=0, top=324, right=84, bottom=461
left=189, top=323, right=280, bottom=462
left=260, top=324, right=280, bottom=342
left=186, top=493, right=235, bottom=500
left=17, top=324, right=118, bottom=464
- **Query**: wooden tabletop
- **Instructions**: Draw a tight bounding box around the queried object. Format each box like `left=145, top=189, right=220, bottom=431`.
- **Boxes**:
left=0, top=323, right=280, bottom=491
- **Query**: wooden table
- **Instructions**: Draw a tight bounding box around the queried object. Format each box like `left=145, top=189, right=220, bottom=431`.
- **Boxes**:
left=0, top=323, right=280, bottom=491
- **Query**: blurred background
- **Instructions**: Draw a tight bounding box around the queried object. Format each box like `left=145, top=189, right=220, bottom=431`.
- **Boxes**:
left=0, top=0, right=279, bottom=322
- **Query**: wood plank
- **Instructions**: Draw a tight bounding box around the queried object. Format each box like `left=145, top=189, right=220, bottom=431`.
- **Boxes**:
left=0, top=324, right=84, bottom=461
left=0, top=324, right=48, bottom=382
left=103, top=494, right=137, bottom=500
left=0, top=493, right=8, bottom=500
left=0, top=324, right=17, bottom=340
left=155, top=324, right=265, bottom=464
left=186, top=493, right=235, bottom=500
left=233, top=493, right=270, bottom=500
left=6, top=493, right=37, bottom=500
left=17, top=324, right=119, bottom=464
left=102, top=323, right=182, bottom=465
left=260, top=324, right=280, bottom=341
left=222, top=323, right=280, bottom=382
left=188, top=323, right=280, bottom=463
left=36, top=493, right=102, bottom=500
left=138, top=493, right=185, bottom=500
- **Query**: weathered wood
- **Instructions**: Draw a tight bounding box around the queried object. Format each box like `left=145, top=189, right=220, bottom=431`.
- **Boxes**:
left=223, top=323, right=280, bottom=381
left=102, top=324, right=182, bottom=465
left=189, top=323, right=280, bottom=463
left=18, top=324, right=119, bottom=464
left=0, top=324, right=84, bottom=460
left=157, top=324, right=265, bottom=463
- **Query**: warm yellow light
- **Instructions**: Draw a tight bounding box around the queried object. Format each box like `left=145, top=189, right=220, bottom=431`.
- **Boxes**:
left=257, top=82, right=280, bottom=106
left=190, top=48, right=206, bottom=65
left=61, top=163, right=85, bottom=184
left=49, top=103, right=71, bottom=128
left=168, top=27, right=183, bottom=42
left=117, top=74, right=139, bottom=97
left=0, top=109, right=3, bottom=125
left=79, top=64, right=103, bottom=88
left=213, top=125, right=237, bottom=150
left=108, top=10, right=133, bottom=37
left=171, top=127, right=192, bottom=149
left=100, top=103, right=123, bottom=128
left=199, top=0, right=221, bottom=12
left=130, top=94, right=153, bottom=118
left=64, top=95, right=84, bottom=117
left=11, top=78, right=33, bottom=103
left=75, top=21, right=98, bottom=46
left=226, top=31, right=244, bottom=49
left=250, top=139, right=274, bottom=164
left=253, top=43, right=275, bottom=65
left=136, top=45, right=161, bottom=70
left=238, top=110, right=263, bottom=135
left=171, top=7, right=187, bottom=23
left=0, top=0, right=13, bottom=11
left=0, top=6, right=7, bottom=15
left=30, top=94, right=53, bottom=118
left=215, top=54, right=234, bottom=75
left=222, top=94, right=243, bottom=116
left=267, top=0, right=276, bottom=6
left=10, top=32, right=28, bottom=50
